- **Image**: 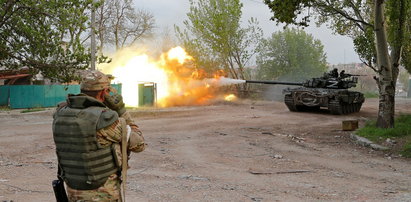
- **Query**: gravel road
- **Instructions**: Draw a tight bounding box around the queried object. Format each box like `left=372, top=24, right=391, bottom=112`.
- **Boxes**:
left=0, top=98, right=410, bottom=201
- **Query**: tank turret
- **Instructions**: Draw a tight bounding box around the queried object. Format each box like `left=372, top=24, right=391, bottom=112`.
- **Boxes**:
left=246, top=69, right=365, bottom=115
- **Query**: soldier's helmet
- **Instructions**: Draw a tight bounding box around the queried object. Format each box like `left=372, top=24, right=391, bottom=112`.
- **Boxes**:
left=80, top=70, right=111, bottom=91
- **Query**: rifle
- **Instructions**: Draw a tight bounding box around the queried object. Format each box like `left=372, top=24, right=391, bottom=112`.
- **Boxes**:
left=52, top=167, right=68, bottom=202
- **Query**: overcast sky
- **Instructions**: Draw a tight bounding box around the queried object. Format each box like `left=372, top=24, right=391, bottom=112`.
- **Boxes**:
left=135, top=0, right=361, bottom=65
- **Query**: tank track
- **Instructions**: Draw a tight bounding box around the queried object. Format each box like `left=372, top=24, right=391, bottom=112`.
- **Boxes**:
left=284, top=95, right=298, bottom=111
left=284, top=94, right=320, bottom=112
left=329, top=99, right=362, bottom=115
left=286, top=95, right=362, bottom=114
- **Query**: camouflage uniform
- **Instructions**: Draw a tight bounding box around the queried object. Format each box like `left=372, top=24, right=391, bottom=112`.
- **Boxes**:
left=53, top=70, right=145, bottom=202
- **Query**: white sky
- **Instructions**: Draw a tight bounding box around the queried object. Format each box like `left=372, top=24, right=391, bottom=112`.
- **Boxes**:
left=135, top=0, right=361, bottom=65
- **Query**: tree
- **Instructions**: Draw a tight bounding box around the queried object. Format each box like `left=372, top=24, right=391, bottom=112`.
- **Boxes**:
left=264, top=0, right=411, bottom=128
left=0, top=0, right=94, bottom=83
left=95, top=0, right=155, bottom=52
left=175, top=0, right=263, bottom=85
left=256, top=28, right=327, bottom=81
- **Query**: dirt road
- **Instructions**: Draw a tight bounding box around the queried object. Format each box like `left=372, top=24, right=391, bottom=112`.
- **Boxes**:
left=0, top=98, right=410, bottom=201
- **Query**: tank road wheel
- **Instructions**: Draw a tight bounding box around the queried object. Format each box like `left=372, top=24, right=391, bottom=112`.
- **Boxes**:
left=284, top=95, right=299, bottom=112
left=329, top=99, right=343, bottom=115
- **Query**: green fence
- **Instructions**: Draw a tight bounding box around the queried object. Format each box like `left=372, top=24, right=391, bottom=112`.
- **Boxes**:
left=0, top=84, right=122, bottom=109
left=0, top=85, right=10, bottom=106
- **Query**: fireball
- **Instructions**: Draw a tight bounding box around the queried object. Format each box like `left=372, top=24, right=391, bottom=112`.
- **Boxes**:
left=98, top=46, right=237, bottom=107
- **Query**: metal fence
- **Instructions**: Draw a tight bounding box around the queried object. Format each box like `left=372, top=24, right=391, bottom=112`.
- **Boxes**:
left=0, top=84, right=121, bottom=109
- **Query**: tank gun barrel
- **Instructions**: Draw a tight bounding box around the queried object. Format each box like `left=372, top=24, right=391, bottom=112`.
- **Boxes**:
left=246, top=80, right=302, bottom=86
left=339, top=73, right=366, bottom=79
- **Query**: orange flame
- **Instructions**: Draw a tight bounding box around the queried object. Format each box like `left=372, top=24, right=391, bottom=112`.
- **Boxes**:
left=99, top=46, right=232, bottom=107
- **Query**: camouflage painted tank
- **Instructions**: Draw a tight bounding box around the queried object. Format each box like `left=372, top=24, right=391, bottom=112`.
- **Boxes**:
left=246, top=69, right=365, bottom=115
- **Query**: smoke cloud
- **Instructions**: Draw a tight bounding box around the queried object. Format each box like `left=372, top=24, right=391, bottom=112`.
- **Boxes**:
left=203, top=77, right=246, bottom=87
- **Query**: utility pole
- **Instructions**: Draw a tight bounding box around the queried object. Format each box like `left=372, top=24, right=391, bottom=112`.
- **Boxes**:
left=90, top=2, right=96, bottom=70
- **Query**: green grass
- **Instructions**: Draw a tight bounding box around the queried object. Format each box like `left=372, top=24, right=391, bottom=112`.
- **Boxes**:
left=402, top=142, right=411, bottom=158
left=0, top=106, right=11, bottom=111
left=363, top=91, right=379, bottom=98
left=356, top=114, right=411, bottom=157
left=21, top=108, right=45, bottom=113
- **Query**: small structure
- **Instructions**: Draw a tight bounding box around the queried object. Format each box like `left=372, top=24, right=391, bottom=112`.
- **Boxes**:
left=342, top=120, right=359, bottom=131
left=0, top=69, right=32, bottom=85
left=138, top=82, right=156, bottom=107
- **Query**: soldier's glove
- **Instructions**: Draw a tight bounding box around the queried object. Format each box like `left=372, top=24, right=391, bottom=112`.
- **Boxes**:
left=104, top=93, right=126, bottom=116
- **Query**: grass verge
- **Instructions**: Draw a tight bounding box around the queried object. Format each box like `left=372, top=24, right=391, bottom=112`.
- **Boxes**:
left=402, top=142, right=411, bottom=158
left=21, top=108, right=45, bottom=113
left=363, top=92, right=379, bottom=98
left=0, top=106, right=11, bottom=111
left=356, top=114, right=411, bottom=157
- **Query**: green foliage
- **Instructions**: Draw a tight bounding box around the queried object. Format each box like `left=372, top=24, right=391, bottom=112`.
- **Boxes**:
left=263, top=0, right=313, bottom=27
left=398, top=0, right=411, bottom=74
left=263, top=0, right=410, bottom=72
left=386, top=0, right=411, bottom=74
left=402, top=42, right=411, bottom=74
left=264, top=0, right=379, bottom=67
left=0, top=0, right=95, bottom=83
left=256, top=28, right=327, bottom=81
left=353, top=27, right=376, bottom=66
left=363, top=91, right=379, bottom=98
left=175, top=0, right=263, bottom=79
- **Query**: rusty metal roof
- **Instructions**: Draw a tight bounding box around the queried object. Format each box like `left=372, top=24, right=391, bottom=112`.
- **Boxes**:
left=0, top=74, right=31, bottom=80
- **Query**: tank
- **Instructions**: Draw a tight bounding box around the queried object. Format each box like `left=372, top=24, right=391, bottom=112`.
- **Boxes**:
left=246, top=69, right=365, bottom=115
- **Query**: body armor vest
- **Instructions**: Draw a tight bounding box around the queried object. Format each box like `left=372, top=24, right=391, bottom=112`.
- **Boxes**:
left=53, top=95, right=119, bottom=190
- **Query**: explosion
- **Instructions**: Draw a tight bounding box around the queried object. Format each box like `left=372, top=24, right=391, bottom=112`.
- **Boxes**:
left=98, top=46, right=240, bottom=107
left=224, top=94, right=237, bottom=102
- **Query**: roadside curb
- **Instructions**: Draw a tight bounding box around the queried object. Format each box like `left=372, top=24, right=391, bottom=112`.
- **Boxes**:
left=350, top=133, right=389, bottom=151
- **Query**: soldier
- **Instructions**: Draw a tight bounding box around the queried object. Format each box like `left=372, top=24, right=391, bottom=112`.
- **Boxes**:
left=329, top=68, right=339, bottom=78
left=322, top=68, right=338, bottom=79
left=52, top=70, right=145, bottom=201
